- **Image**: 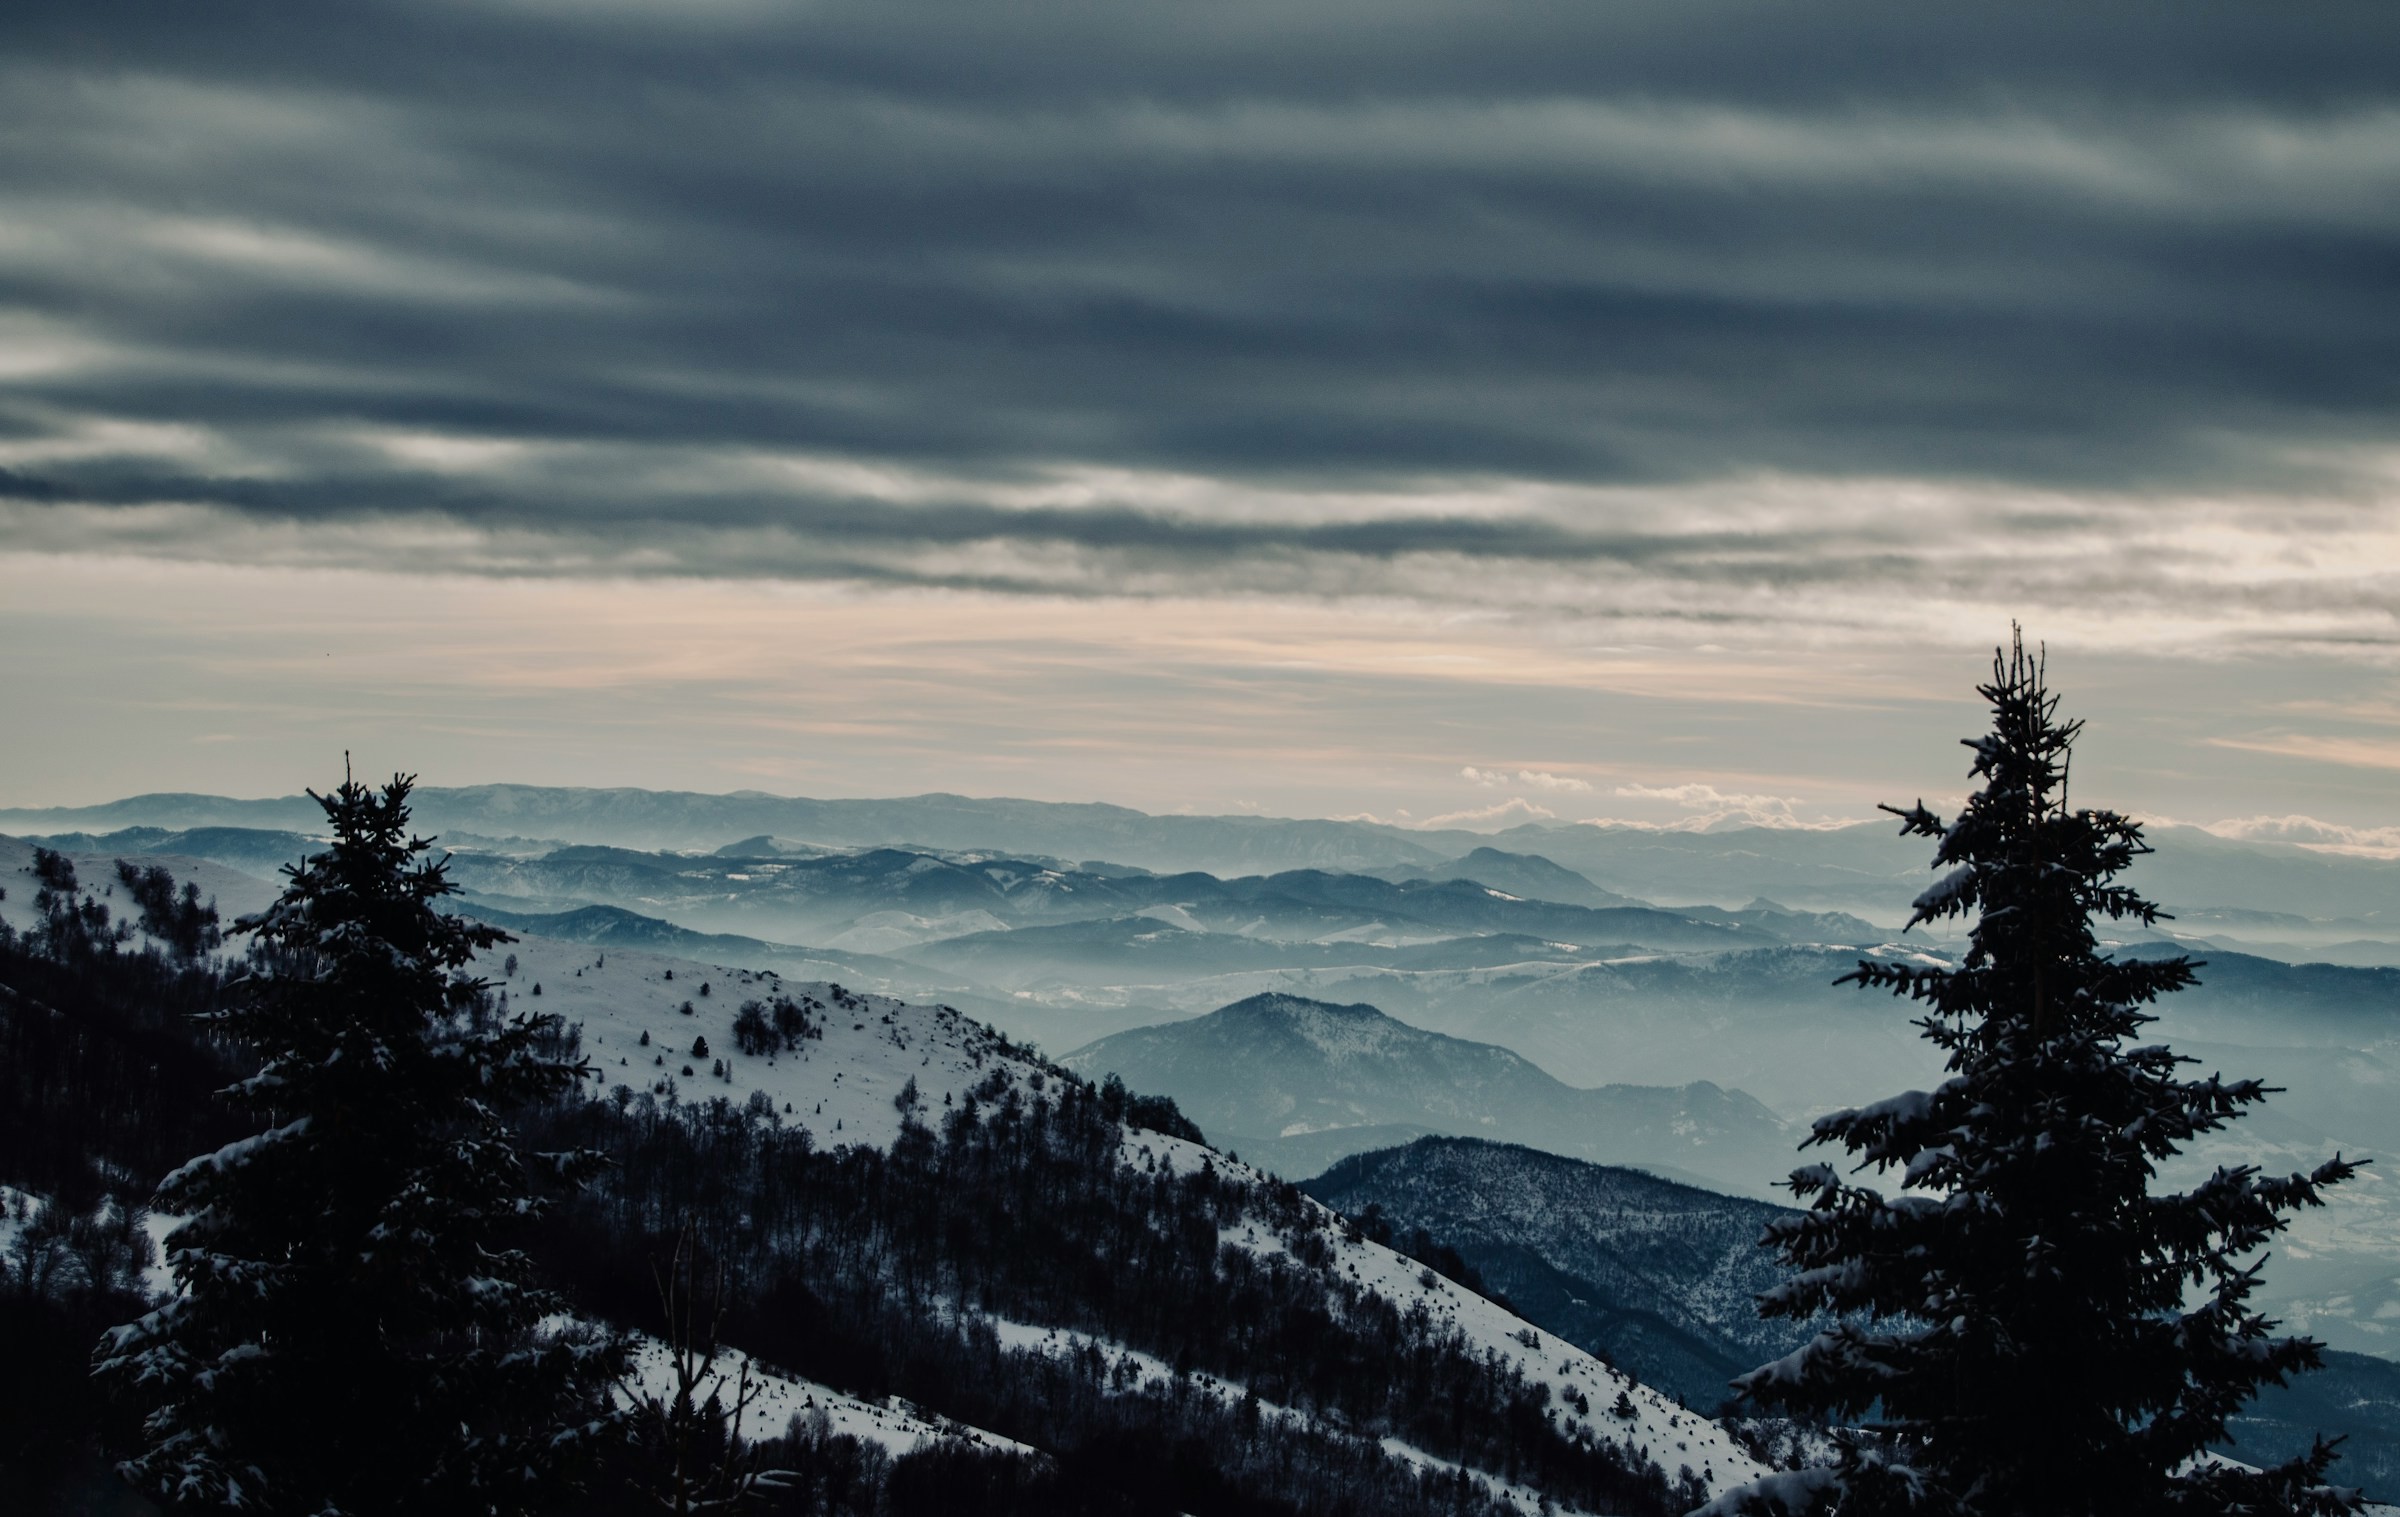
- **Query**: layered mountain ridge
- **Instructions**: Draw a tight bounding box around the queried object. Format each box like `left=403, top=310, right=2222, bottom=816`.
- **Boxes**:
left=1062, top=992, right=1798, bottom=1197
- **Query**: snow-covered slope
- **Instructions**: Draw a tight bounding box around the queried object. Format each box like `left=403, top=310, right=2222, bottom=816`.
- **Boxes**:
left=617, top=1333, right=1036, bottom=1462
left=491, top=930, right=1032, bottom=1152
left=492, top=926, right=1768, bottom=1505
left=1124, top=1127, right=1761, bottom=1498
left=1306, top=1136, right=1814, bottom=1408
left=0, top=834, right=279, bottom=941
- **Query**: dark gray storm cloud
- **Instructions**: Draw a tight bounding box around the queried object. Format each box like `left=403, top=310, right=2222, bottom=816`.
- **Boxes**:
left=3, top=0, right=2398, bottom=599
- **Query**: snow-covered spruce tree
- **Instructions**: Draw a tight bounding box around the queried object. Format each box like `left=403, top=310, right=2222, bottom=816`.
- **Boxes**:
left=100, top=771, right=620, bottom=1516
left=1714, top=635, right=2361, bottom=1517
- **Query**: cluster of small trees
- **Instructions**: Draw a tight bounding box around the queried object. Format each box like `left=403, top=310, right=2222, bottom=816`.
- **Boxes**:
left=111, top=860, right=224, bottom=961
left=732, top=993, right=819, bottom=1058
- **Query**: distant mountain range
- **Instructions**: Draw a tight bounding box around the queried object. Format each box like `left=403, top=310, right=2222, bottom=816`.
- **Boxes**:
left=11, top=785, right=2400, bottom=925
left=1060, top=992, right=1800, bottom=1197
left=1288, top=943, right=2400, bottom=1126
left=24, top=827, right=1839, bottom=960
left=0, top=787, right=1452, bottom=875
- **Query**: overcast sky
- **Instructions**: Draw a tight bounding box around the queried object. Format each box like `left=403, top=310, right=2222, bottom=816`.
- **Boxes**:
left=3, top=0, right=2397, bottom=841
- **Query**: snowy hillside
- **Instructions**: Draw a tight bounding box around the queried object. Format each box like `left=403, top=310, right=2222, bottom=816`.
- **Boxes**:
left=0, top=834, right=277, bottom=942
left=1122, top=1128, right=1762, bottom=1498
left=1307, top=1137, right=1815, bottom=1408
left=618, top=1333, right=1039, bottom=1464
left=487, top=931, right=1029, bottom=1153
left=486, top=927, right=1766, bottom=1507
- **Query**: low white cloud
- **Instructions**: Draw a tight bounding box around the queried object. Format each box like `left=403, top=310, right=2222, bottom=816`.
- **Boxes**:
left=1517, top=770, right=1593, bottom=793
left=1603, top=781, right=1858, bottom=832
left=1616, top=780, right=1800, bottom=818
left=1459, top=765, right=1592, bottom=792
left=1418, top=796, right=1558, bottom=830
left=2200, top=814, right=2400, bottom=858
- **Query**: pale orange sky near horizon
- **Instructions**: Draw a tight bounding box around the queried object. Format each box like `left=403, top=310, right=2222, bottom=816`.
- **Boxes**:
left=6, top=548, right=2397, bottom=848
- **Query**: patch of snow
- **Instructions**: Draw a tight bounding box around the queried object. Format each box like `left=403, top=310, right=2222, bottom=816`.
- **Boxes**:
left=617, top=1333, right=1035, bottom=1460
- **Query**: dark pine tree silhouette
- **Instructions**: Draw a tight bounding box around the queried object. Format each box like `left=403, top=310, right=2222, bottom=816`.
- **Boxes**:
left=100, top=769, right=621, bottom=1516
left=1715, top=634, right=2363, bottom=1517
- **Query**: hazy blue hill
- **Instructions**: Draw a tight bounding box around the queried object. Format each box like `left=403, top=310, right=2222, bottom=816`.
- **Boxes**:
left=457, top=787, right=1462, bottom=873
left=1370, top=847, right=1645, bottom=909
left=399, top=840, right=1801, bottom=956
left=906, top=917, right=1740, bottom=990
left=1304, top=1137, right=1810, bottom=1409
left=1708, top=899, right=1885, bottom=942
left=1377, top=933, right=1644, bottom=971
left=439, top=845, right=1156, bottom=942
left=449, top=900, right=899, bottom=973
left=1, top=792, right=327, bottom=833
left=1324, top=941, right=2400, bottom=1119
left=1475, top=819, right=2400, bottom=924
left=2117, top=943, right=2400, bottom=1041
left=907, top=917, right=1366, bottom=986
left=1297, top=944, right=1955, bottom=1116
left=1473, top=822, right=1934, bottom=913
left=1201, top=871, right=1781, bottom=951
left=1060, top=993, right=1797, bottom=1197
left=2135, top=826, right=2400, bottom=928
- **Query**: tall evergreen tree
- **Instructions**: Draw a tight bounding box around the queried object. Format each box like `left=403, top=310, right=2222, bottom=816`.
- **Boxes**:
left=100, top=770, right=620, bottom=1515
left=1715, top=635, right=2362, bottom=1517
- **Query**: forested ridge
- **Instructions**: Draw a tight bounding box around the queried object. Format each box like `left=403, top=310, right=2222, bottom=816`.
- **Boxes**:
left=525, top=1067, right=1713, bottom=1514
